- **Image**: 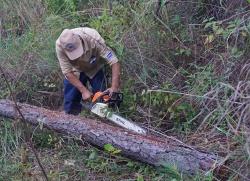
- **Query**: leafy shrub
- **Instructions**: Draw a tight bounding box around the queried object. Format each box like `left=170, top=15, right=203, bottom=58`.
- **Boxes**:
left=88, top=4, right=127, bottom=57
left=140, top=87, right=197, bottom=132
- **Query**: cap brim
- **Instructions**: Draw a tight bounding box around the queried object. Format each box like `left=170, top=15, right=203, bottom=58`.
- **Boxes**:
left=65, top=37, right=83, bottom=60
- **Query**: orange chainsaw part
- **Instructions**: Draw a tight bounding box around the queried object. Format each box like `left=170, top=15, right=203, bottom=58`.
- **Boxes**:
left=92, top=91, right=110, bottom=103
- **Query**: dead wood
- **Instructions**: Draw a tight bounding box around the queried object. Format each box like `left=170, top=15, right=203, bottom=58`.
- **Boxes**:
left=0, top=99, right=221, bottom=174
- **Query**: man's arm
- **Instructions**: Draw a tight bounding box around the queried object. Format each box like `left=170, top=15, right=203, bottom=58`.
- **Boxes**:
left=65, top=72, right=93, bottom=100
left=96, top=45, right=121, bottom=94
left=90, top=31, right=121, bottom=94
left=56, top=43, right=92, bottom=101
left=111, top=62, right=121, bottom=92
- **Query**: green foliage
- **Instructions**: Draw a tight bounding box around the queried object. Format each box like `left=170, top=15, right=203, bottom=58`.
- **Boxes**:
left=120, top=79, right=137, bottom=116
left=202, top=17, right=249, bottom=57
left=185, top=64, right=219, bottom=95
left=121, top=80, right=197, bottom=132
left=203, top=17, right=240, bottom=40
left=33, top=132, right=59, bottom=148
left=140, top=85, right=196, bottom=132
left=104, top=143, right=121, bottom=154
left=0, top=121, right=21, bottom=156
left=169, top=15, right=192, bottom=43
left=175, top=48, right=192, bottom=56
left=0, top=0, right=44, bottom=34
left=136, top=174, right=144, bottom=181
left=0, top=12, right=81, bottom=105
left=193, top=171, right=214, bottom=181
left=0, top=120, right=23, bottom=180
left=0, top=78, right=12, bottom=99
left=88, top=3, right=127, bottom=57
left=159, top=164, right=182, bottom=180
left=45, top=0, right=77, bottom=14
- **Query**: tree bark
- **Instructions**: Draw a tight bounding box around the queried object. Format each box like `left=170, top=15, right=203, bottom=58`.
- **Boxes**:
left=0, top=99, right=220, bottom=174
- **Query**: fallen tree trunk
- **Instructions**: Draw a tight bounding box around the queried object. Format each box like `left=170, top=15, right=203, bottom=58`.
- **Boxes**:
left=0, top=99, right=220, bottom=174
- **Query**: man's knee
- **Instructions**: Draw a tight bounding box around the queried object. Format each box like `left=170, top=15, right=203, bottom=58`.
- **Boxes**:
left=63, top=79, right=82, bottom=114
left=64, top=100, right=82, bottom=115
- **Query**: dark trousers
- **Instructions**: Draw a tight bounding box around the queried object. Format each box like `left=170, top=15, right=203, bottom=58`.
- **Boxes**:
left=63, top=70, right=106, bottom=115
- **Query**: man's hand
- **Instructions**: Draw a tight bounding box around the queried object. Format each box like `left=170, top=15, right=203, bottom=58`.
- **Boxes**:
left=81, top=89, right=93, bottom=101
left=104, top=87, right=119, bottom=96
left=65, top=72, right=93, bottom=101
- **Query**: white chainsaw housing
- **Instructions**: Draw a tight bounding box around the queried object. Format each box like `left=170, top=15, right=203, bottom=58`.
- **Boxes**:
left=91, top=103, right=146, bottom=135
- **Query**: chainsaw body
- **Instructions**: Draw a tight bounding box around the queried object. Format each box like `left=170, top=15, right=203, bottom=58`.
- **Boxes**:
left=92, top=91, right=123, bottom=107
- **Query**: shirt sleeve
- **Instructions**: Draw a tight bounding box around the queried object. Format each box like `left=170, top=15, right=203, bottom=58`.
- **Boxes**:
left=56, top=42, right=73, bottom=75
left=96, top=43, right=119, bottom=66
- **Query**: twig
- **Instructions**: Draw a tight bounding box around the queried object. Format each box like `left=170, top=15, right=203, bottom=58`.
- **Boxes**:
left=166, top=0, right=227, bottom=10
left=220, top=10, right=250, bottom=23
left=131, top=31, right=147, bottom=85
left=0, top=65, right=49, bottom=181
left=108, top=0, right=112, bottom=15
left=153, top=12, right=189, bottom=50
left=147, top=89, right=244, bottom=105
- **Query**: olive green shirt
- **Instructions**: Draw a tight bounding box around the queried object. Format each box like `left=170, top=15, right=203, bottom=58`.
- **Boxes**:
left=56, top=27, right=118, bottom=78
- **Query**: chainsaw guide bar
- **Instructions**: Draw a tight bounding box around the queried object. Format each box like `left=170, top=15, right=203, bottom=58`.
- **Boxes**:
left=82, top=91, right=147, bottom=135
left=91, top=103, right=147, bottom=135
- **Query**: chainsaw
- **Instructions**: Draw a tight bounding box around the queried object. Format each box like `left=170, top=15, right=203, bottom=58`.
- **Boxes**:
left=82, top=91, right=147, bottom=135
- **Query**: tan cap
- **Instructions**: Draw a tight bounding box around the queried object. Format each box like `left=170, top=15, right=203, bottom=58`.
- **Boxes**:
left=59, top=29, right=83, bottom=60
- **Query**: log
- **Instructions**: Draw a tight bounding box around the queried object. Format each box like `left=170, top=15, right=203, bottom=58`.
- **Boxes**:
left=0, top=99, right=220, bottom=174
